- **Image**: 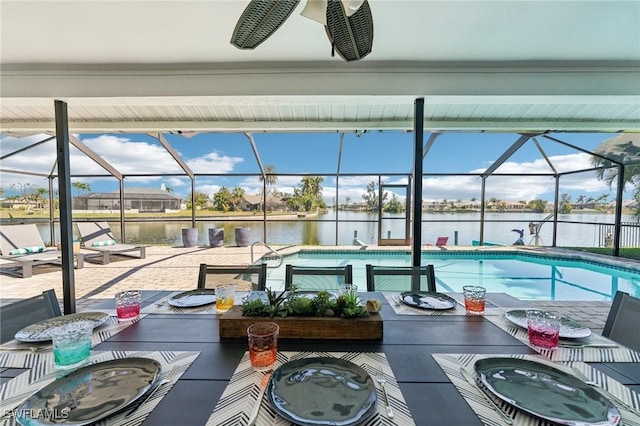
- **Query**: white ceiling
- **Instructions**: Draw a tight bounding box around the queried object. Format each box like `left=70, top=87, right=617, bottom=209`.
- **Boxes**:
left=1, top=0, right=639, bottom=133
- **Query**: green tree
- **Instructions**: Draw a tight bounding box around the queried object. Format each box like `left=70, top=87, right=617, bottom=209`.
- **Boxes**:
left=591, top=134, right=640, bottom=216
left=186, top=191, right=209, bottom=210
left=361, top=181, right=388, bottom=211
left=9, top=183, right=47, bottom=212
left=33, top=187, right=49, bottom=208
left=212, top=187, right=232, bottom=211
left=231, top=187, right=245, bottom=211
left=286, top=176, right=326, bottom=212
left=559, top=193, right=573, bottom=214
left=259, top=164, right=278, bottom=211
left=300, top=176, right=324, bottom=198
left=72, top=181, right=91, bottom=197
left=527, top=199, right=547, bottom=213
left=488, top=197, right=500, bottom=210
left=383, top=194, right=404, bottom=213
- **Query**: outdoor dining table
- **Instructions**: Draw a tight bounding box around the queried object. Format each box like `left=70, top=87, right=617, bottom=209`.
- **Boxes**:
left=2, top=291, right=639, bottom=426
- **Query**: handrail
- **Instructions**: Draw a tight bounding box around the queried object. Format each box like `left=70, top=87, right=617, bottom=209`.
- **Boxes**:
left=251, top=241, right=284, bottom=268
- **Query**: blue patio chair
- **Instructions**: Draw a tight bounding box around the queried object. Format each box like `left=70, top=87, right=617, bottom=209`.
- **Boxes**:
left=284, top=265, right=353, bottom=291
left=198, top=263, right=267, bottom=291
left=602, top=291, right=640, bottom=352
left=0, top=289, right=61, bottom=344
left=366, top=264, right=436, bottom=292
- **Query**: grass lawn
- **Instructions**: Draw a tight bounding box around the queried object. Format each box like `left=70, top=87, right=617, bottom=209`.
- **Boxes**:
left=563, top=247, right=640, bottom=261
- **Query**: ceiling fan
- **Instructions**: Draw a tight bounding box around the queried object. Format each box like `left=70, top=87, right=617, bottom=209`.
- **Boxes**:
left=230, top=0, right=374, bottom=62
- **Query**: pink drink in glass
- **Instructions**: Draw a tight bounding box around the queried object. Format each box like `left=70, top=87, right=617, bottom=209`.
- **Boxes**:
left=527, top=325, right=560, bottom=349
left=115, top=290, right=141, bottom=321
left=526, top=310, right=561, bottom=349
left=116, top=303, right=140, bottom=320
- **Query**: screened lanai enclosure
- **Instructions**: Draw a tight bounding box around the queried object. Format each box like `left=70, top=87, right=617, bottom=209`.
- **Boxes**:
left=2, top=126, right=640, bottom=255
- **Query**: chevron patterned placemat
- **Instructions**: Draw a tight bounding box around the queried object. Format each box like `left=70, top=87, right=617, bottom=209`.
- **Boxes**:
left=433, top=353, right=640, bottom=426
left=207, top=351, right=416, bottom=425
left=0, top=314, right=147, bottom=355
left=141, top=293, right=217, bottom=314
left=485, top=314, right=640, bottom=362
left=0, top=350, right=199, bottom=426
left=383, top=293, right=502, bottom=316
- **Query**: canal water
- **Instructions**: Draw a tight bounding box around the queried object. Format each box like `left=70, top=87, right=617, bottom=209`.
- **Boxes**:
left=34, top=211, right=636, bottom=247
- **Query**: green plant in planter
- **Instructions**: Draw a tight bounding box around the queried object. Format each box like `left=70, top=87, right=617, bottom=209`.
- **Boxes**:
left=241, top=286, right=368, bottom=319
left=312, top=290, right=336, bottom=317
left=335, top=290, right=368, bottom=318
left=241, top=287, right=287, bottom=317
left=285, top=291, right=316, bottom=316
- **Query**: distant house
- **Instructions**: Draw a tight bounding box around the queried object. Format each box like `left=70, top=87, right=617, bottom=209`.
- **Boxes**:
left=74, top=187, right=182, bottom=213
left=0, top=198, right=46, bottom=210
left=242, top=195, right=287, bottom=211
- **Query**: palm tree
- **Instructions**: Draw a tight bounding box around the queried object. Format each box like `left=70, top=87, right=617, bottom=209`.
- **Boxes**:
left=301, top=176, right=324, bottom=198
left=33, top=187, right=49, bottom=210
left=231, top=187, right=245, bottom=211
left=259, top=164, right=278, bottom=211
left=488, top=197, right=500, bottom=209
left=559, top=193, right=573, bottom=214
left=591, top=134, right=640, bottom=217
left=72, top=181, right=91, bottom=197
left=72, top=182, right=91, bottom=209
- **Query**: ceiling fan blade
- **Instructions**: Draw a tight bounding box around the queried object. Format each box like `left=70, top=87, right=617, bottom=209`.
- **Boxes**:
left=341, top=0, right=365, bottom=17
left=301, top=0, right=328, bottom=25
left=301, top=0, right=361, bottom=25
left=325, top=0, right=373, bottom=62
left=231, top=0, right=301, bottom=50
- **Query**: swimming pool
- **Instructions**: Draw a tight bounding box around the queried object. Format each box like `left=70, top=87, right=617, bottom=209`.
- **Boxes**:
left=261, top=249, right=640, bottom=301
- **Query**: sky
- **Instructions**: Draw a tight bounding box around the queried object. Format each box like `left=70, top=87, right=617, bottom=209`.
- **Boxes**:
left=0, top=131, right=630, bottom=205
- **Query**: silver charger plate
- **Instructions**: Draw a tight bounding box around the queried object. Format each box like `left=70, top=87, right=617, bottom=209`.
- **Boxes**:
left=475, top=357, right=621, bottom=426
left=504, top=309, right=592, bottom=338
left=15, top=312, right=110, bottom=342
left=266, top=357, right=377, bottom=426
left=15, top=357, right=161, bottom=426
left=168, top=289, right=216, bottom=307
left=400, top=291, right=457, bottom=310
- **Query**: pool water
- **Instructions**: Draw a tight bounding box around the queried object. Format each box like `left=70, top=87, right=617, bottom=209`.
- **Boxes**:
left=263, top=250, right=640, bottom=301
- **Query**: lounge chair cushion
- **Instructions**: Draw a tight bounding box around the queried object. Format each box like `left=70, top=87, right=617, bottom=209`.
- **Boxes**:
left=8, top=246, right=45, bottom=255
left=91, top=239, right=116, bottom=247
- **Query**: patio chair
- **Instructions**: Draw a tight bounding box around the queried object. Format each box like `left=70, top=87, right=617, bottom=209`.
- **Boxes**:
left=426, top=236, right=448, bottom=246
left=76, top=221, right=146, bottom=265
left=284, top=265, right=353, bottom=291
left=602, top=291, right=640, bottom=352
left=197, top=263, right=267, bottom=291
left=0, top=224, right=83, bottom=278
left=365, top=264, right=436, bottom=292
left=0, top=289, right=62, bottom=344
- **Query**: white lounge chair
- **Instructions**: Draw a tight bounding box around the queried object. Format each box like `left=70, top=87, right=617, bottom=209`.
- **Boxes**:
left=76, top=221, right=146, bottom=265
left=0, top=224, right=84, bottom=278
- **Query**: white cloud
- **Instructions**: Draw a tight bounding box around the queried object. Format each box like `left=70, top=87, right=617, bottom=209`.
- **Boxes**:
left=79, top=135, right=184, bottom=174
left=188, top=151, right=244, bottom=174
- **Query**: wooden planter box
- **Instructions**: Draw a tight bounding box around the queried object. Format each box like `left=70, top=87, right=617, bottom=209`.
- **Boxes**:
left=219, top=306, right=383, bottom=340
